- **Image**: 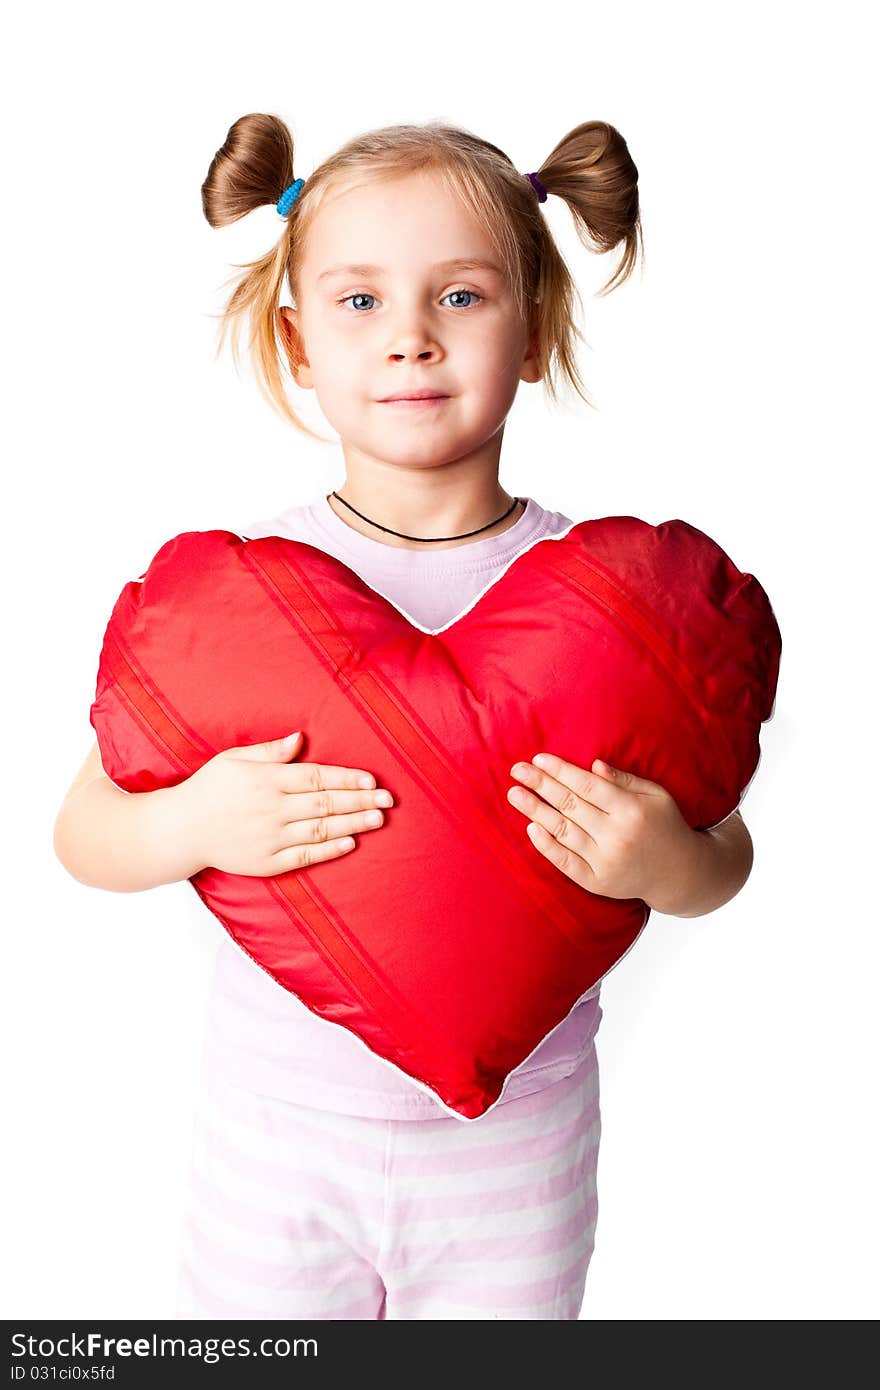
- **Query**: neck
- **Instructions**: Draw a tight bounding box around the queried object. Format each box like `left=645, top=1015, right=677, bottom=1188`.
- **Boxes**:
left=326, top=469, right=525, bottom=551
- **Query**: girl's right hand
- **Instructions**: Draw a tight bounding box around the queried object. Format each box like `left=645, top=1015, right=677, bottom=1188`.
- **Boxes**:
left=181, top=732, right=394, bottom=877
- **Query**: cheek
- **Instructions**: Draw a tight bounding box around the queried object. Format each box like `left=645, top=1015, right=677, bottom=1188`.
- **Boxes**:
left=469, top=320, right=527, bottom=373
left=311, top=341, right=363, bottom=393
left=468, top=343, right=526, bottom=402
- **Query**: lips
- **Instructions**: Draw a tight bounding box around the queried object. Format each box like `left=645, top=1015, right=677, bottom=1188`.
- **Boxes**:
left=379, top=391, right=449, bottom=402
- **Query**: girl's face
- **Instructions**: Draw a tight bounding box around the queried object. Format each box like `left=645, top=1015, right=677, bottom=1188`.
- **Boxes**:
left=281, top=171, right=540, bottom=475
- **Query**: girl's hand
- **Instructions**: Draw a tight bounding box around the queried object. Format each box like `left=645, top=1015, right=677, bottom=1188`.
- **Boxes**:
left=506, top=752, right=702, bottom=908
left=181, top=732, right=394, bottom=877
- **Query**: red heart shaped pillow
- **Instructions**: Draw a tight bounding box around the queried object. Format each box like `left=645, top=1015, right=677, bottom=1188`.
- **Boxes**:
left=89, top=517, right=781, bottom=1121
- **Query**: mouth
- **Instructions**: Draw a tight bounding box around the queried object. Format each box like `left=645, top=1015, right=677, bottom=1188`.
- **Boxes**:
left=379, top=394, right=450, bottom=408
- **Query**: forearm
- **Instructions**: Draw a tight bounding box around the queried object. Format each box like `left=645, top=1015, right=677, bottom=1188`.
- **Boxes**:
left=648, top=811, right=754, bottom=918
left=53, top=776, right=205, bottom=893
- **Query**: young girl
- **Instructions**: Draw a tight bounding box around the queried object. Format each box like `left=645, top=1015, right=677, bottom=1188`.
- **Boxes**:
left=54, top=113, right=755, bottom=1320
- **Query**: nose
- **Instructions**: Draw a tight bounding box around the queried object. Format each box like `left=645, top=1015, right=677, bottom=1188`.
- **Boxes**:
left=388, top=336, right=442, bottom=363
left=385, top=301, right=444, bottom=363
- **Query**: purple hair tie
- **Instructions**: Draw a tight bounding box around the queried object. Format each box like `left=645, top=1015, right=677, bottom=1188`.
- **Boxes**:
left=525, top=171, right=548, bottom=203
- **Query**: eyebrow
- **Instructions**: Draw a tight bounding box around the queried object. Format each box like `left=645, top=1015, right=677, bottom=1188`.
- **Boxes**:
left=316, top=257, right=504, bottom=284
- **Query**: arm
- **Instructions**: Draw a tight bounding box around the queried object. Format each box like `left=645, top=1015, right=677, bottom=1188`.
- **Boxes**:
left=506, top=752, right=755, bottom=919
left=54, top=732, right=391, bottom=895
left=647, top=809, right=754, bottom=918
left=53, top=739, right=205, bottom=893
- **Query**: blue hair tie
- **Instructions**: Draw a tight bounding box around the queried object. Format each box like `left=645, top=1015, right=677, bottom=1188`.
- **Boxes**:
left=276, top=178, right=305, bottom=217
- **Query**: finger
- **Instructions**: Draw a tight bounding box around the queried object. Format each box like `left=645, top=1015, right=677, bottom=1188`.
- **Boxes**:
left=269, top=804, right=391, bottom=873
left=282, top=786, right=394, bottom=821
left=591, top=759, right=669, bottom=798
left=508, top=781, right=597, bottom=861
left=277, top=761, right=385, bottom=793
left=268, top=833, right=359, bottom=873
left=524, top=819, right=596, bottom=891
left=525, top=751, right=621, bottom=811
left=230, top=732, right=303, bottom=761
left=279, top=806, right=388, bottom=843
left=509, top=757, right=608, bottom=835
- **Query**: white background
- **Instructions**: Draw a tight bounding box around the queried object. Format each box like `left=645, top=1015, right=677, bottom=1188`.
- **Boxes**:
left=3, top=0, right=876, bottom=1321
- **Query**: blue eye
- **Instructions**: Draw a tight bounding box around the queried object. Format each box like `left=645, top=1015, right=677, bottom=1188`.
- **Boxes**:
left=337, top=288, right=484, bottom=313
left=340, top=293, right=376, bottom=312
left=444, top=288, right=483, bottom=309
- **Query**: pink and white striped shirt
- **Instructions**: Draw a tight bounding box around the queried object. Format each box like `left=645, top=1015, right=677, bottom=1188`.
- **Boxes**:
left=197, top=493, right=602, bottom=1119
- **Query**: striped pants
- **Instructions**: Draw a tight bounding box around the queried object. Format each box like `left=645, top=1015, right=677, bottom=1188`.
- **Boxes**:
left=174, top=1040, right=601, bottom=1320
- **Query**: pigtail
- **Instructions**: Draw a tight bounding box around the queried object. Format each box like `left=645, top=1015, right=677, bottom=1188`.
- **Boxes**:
left=200, top=114, right=331, bottom=443
left=536, top=121, right=643, bottom=297
left=202, top=112, right=294, bottom=225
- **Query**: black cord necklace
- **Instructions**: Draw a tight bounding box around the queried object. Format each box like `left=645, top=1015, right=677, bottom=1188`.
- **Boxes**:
left=329, top=492, right=524, bottom=542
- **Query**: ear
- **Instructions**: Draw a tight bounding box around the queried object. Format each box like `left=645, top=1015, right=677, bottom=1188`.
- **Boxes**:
left=278, top=306, right=313, bottom=388
left=519, top=311, right=542, bottom=386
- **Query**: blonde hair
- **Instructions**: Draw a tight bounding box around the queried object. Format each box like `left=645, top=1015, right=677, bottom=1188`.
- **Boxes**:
left=201, top=113, right=643, bottom=444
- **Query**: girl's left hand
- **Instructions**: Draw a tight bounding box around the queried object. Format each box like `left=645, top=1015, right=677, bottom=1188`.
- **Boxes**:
left=506, top=751, right=702, bottom=907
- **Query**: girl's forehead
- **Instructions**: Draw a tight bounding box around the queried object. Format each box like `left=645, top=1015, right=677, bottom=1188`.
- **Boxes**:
left=304, top=173, right=494, bottom=260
